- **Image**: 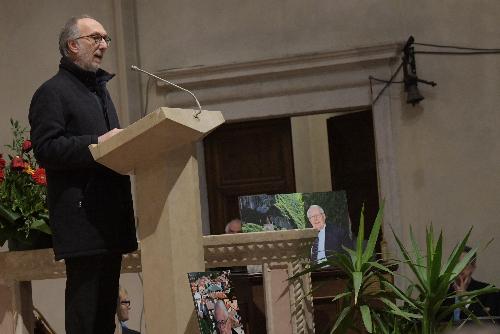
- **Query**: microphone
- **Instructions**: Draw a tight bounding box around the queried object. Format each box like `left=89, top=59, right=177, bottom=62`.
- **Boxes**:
left=130, top=65, right=202, bottom=119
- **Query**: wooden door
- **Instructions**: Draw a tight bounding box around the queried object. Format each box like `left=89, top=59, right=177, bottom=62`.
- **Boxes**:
left=327, top=110, right=380, bottom=242
left=204, top=118, right=296, bottom=234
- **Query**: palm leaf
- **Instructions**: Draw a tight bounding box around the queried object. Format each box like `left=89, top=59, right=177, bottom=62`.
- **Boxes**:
left=441, top=227, right=472, bottom=276
left=409, top=227, right=426, bottom=282
left=381, top=281, right=420, bottom=310
left=330, top=305, right=352, bottom=334
left=360, top=305, right=373, bottom=333
left=429, top=230, right=443, bottom=290
left=353, top=271, right=362, bottom=304
left=362, top=202, right=384, bottom=263
left=332, top=291, right=351, bottom=303
left=379, top=297, right=422, bottom=320
left=356, top=206, right=365, bottom=271
left=392, top=227, right=428, bottom=292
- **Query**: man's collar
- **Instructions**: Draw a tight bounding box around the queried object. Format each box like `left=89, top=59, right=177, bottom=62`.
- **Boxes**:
left=59, top=56, right=115, bottom=88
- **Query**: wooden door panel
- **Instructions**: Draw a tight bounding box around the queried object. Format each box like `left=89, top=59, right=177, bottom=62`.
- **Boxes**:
left=327, top=110, right=380, bottom=243
left=204, top=118, right=296, bottom=234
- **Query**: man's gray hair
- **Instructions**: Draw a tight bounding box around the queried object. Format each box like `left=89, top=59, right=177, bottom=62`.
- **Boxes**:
left=307, top=205, right=325, bottom=219
left=58, top=15, right=95, bottom=57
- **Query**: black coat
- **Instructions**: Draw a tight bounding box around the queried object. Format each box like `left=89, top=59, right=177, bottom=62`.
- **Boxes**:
left=443, top=278, right=500, bottom=320
left=311, top=221, right=354, bottom=260
left=29, top=57, right=138, bottom=260
left=324, top=222, right=354, bottom=255
left=122, top=326, right=140, bottom=334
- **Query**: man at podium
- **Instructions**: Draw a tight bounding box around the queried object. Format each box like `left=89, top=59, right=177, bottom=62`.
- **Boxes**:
left=29, top=15, right=138, bottom=334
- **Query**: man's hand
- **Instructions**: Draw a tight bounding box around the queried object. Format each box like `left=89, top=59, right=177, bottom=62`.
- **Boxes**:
left=453, top=274, right=471, bottom=294
left=98, top=128, right=123, bottom=143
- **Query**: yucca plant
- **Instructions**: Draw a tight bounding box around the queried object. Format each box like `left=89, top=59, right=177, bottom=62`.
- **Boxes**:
left=292, top=204, right=499, bottom=334
left=382, top=226, right=499, bottom=334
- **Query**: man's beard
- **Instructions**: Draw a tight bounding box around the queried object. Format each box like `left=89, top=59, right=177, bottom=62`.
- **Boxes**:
left=74, top=53, right=99, bottom=72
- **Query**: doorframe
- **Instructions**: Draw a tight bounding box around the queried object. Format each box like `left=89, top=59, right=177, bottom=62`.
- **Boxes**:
left=154, top=43, right=404, bottom=259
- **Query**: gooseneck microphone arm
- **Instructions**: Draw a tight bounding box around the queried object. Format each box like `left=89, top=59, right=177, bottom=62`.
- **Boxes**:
left=130, top=65, right=202, bottom=119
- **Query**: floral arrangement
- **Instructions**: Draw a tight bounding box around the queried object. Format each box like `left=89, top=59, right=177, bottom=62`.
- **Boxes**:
left=0, top=119, right=51, bottom=248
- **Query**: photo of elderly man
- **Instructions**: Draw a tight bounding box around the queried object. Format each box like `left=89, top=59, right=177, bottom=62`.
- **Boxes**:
left=307, top=204, right=354, bottom=262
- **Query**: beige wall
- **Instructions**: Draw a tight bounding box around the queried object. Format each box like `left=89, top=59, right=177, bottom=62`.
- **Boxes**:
left=291, top=113, right=336, bottom=193
left=1, top=0, right=500, bottom=332
left=396, top=2, right=500, bottom=285
left=136, top=0, right=500, bottom=287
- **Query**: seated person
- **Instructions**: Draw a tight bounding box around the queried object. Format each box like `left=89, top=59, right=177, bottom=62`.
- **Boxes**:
left=445, top=246, right=500, bottom=321
left=225, top=219, right=242, bottom=234
left=307, top=205, right=354, bottom=262
left=116, top=286, right=140, bottom=334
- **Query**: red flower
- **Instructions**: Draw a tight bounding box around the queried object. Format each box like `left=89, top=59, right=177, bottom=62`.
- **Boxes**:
left=11, top=156, right=25, bottom=170
left=32, top=168, right=47, bottom=186
left=22, top=140, right=32, bottom=152
left=0, top=154, right=5, bottom=169
left=0, top=169, right=4, bottom=183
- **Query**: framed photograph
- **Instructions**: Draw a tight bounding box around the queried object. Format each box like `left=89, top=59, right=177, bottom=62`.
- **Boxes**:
left=239, top=191, right=353, bottom=261
left=188, top=271, right=245, bottom=334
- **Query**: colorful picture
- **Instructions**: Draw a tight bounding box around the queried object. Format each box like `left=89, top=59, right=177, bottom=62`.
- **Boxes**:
left=188, top=271, right=245, bottom=334
left=239, top=191, right=354, bottom=261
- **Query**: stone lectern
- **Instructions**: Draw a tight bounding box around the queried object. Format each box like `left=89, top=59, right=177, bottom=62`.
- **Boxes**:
left=89, top=107, right=224, bottom=334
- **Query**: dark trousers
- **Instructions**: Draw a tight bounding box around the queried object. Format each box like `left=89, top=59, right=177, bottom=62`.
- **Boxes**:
left=65, top=253, right=122, bottom=334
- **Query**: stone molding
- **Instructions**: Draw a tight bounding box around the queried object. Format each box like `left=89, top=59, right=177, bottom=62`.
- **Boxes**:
left=0, top=229, right=317, bottom=281
left=155, top=43, right=402, bottom=89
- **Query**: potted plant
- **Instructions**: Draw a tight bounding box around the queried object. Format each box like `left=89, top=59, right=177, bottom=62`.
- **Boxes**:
left=0, top=119, right=51, bottom=250
left=293, top=204, right=499, bottom=333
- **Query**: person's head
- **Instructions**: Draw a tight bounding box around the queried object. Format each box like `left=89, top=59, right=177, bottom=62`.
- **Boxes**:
left=225, top=219, right=242, bottom=234
left=307, top=205, right=326, bottom=231
left=117, top=286, right=131, bottom=322
left=59, top=15, right=110, bottom=72
left=458, top=246, right=477, bottom=283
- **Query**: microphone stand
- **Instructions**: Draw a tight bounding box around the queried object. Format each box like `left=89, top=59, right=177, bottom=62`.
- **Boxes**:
left=131, top=65, right=202, bottom=119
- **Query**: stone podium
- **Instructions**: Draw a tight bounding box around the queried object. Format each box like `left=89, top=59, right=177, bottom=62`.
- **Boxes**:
left=89, top=107, right=224, bottom=334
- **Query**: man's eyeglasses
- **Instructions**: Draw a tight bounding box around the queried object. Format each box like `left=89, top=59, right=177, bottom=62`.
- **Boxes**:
left=120, top=300, right=131, bottom=307
left=76, top=34, right=111, bottom=46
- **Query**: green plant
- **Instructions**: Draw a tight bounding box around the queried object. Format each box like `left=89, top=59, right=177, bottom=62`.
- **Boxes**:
left=0, top=119, right=51, bottom=247
left=242, top=222, right=264, bottom=233
left=274, top=193, right=307, bottom=229
left=292, top=204, right=499, bottom=334
left=292, top=204, right=396, bottom=333
left=381, top=226, right=498, bottom=334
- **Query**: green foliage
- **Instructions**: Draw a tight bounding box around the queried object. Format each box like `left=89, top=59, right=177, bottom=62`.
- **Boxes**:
left=242, top=222, right=264, bottom=233
left=274, top=193, right=306, bottom=229
left=0, top=119, right=51, bottom=247
left=383, top=226, right=498, bottom=334
left=291, top=203, right=499, bottom=334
